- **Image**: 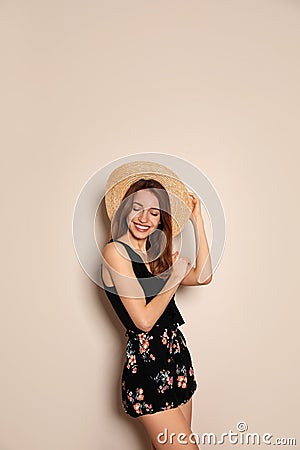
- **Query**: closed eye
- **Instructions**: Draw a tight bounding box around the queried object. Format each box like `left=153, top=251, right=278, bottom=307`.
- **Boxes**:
left=132, top=206, right=160, bottom=217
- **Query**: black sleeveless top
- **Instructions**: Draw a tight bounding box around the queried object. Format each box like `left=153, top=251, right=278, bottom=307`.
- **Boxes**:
left=100, top=239, right=185, bottom=333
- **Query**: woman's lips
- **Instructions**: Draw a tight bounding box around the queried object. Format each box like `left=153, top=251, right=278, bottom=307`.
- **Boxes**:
left=133, top=223, right=150, bottom=232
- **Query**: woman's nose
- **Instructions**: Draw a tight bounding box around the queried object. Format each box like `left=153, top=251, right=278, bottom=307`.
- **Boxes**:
left=137, top=209, right=148, bottom=222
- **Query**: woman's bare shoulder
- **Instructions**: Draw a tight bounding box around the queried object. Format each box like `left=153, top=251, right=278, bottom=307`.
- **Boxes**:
left=102, top=241, right=136, bottom=279
left=102, top=241, right=129, bottom=265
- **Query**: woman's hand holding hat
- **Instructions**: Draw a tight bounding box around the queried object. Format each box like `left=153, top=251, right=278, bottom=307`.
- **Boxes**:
left=188, top=191, right=202, bottom=221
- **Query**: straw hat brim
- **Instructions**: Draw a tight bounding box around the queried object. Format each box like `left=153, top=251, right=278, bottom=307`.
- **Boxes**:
left=104, top=161, right=193, bottom=237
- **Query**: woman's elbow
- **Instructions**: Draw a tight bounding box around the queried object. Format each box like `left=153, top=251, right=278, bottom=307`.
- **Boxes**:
left=197, top=274, right=213, bottom=285
left=134, top=317, right=153, bottom=333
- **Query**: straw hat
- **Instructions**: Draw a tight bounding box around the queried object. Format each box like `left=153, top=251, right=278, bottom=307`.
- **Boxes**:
left=104, top=161, right=193, bottom=237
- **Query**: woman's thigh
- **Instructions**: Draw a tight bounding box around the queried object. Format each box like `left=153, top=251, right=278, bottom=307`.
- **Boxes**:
left=178, top=396, right=193, bottom=428
left=137, top=404, right=199, bottom=450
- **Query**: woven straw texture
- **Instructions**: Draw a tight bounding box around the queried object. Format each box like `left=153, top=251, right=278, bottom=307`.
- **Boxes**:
left=104, top=161, right=192, bottom=237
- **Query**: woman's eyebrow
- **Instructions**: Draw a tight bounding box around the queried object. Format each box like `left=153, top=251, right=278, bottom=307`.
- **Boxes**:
left=133, top=201, right=160, bottom=210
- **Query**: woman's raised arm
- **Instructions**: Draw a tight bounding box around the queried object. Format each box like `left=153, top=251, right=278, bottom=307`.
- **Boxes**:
left=180, top=192, right=213, bottom=286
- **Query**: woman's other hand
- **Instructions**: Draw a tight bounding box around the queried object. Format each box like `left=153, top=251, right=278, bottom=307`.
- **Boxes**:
left=188, top=191, right=202, bottom=220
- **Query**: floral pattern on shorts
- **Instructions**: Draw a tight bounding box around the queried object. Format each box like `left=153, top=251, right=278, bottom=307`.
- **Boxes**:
left=176, top=365, right=188, bottom=388
left=121, top=324, right=197, bottom=418
left=161, top=328, right=181, bottom=355
left=150, top=369, right=174, bottom=394
left=122, top=385, right=154, bottom=415
left=137, top=332, right=156, bottom=363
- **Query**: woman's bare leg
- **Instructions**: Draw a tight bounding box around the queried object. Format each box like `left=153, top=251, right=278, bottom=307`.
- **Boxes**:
left=138, top=403, right=200, bottom=450
left=149, top=397, right=193, bottom=449
left=178, top=396, right=193, bottom=428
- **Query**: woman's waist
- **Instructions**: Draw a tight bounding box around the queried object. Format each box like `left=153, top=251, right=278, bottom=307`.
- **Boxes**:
left=125, top=321, right=181, bottom=338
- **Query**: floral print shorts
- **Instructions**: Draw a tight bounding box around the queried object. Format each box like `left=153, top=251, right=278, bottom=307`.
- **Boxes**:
left=121, top=322, right=197, bottom=418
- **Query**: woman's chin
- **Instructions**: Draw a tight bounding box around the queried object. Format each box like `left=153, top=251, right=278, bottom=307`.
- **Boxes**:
left=129, top=227, right=151, bottom=240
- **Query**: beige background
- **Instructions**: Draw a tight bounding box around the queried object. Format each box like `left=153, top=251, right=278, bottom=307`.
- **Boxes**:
left=1, top=1, right=299, bottom=449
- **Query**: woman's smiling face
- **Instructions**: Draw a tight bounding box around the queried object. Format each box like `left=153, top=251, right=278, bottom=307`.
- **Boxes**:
left=127, top=189, right=161, bottom=239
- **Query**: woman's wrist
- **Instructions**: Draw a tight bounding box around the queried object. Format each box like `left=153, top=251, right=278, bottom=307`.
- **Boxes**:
left=191, top=214, right=204, bottom=227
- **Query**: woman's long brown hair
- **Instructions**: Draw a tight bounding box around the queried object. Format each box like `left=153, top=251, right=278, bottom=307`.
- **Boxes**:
left=109, top=179, right=173, bottom=277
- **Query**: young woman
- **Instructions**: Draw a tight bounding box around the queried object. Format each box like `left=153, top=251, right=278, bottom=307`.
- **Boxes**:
left=101, top=162, right=212, bottom=450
